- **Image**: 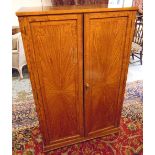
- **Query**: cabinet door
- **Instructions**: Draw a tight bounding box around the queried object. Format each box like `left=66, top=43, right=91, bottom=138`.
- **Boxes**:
left=84, top=12, right=135, bottom=136
left=24, top=14, right=84, bottom=148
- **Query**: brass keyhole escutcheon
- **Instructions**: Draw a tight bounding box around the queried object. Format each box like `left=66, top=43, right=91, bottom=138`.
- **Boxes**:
left=85, top=83, right=90, bottom=90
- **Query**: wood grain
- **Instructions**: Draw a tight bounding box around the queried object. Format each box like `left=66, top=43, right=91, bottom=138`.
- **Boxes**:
left=16, top=4, right=137, bottom=16
left=31, top=14, right=84, bottom=144
left=17, top=5, right=137, bottom=152
left=19, top=14, right=84, bottom=146
left=84, top=11, right=136, bottom=136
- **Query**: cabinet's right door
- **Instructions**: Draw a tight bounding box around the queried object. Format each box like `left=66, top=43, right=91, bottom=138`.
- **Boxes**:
left=84, top=11, right=136, bottom=137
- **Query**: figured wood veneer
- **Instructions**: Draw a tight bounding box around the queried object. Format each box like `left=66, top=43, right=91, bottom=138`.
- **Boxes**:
left=84, top=12, right=134, bottom=136
left=16, top=4, right=137, bottom=152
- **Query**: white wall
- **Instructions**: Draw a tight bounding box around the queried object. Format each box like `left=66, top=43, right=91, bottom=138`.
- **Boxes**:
left=108, top=0, right=133, bottom=7
left=123, top=0, right=133, bottom=7
left=12, top=0, right=42, bottom=26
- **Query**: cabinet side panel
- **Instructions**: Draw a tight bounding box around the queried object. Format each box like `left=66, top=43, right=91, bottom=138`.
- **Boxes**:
left=18, top=17, right=49, bottom=143
left=115, top=11, right=137, bottom=126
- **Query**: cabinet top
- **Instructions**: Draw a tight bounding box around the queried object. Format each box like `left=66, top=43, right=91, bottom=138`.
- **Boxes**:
left=16, top=4, right=138, bottom=17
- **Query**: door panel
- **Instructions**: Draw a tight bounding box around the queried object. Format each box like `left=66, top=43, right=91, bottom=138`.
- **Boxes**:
left=29, top=14, right=84, bottom=144
left=84, top=12, right=129, bottom=135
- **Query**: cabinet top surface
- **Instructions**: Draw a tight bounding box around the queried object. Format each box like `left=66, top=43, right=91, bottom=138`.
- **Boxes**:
left=16, top=4, right=137, bottom=17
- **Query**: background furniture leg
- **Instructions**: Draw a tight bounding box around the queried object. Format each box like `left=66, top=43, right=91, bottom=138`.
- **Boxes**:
left=140, top=50, right=142, bottom=65
left=18, top=67, right=23, bottom=80
left=132, top=53, right=134, bottom=60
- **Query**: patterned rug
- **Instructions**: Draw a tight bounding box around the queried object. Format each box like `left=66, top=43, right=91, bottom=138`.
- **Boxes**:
left=12, top=80, right=143, bottom=155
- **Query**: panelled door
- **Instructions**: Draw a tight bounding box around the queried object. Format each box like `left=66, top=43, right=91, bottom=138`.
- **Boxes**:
left=28, top=14, right=84, bottom=146
left=84, top=12, right=133, bottom=136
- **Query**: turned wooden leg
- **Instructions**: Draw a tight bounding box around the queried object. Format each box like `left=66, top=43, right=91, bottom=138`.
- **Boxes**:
left=140, top=50, right=143, bottom=65
left=18, top=67, right=23, bottom=80
left=132, top=53, right=134, bottom=60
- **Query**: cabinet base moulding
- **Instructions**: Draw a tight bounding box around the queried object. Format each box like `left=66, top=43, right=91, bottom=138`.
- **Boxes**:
left=43, top=127, right=120, bottom=153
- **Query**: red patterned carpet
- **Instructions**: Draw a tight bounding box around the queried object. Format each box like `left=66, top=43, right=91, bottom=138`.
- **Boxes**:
left=12, top=81, right=143, bottom=155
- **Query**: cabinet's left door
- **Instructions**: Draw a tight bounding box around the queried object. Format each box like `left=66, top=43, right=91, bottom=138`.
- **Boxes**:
left=18, top=14, right=84, bottom=150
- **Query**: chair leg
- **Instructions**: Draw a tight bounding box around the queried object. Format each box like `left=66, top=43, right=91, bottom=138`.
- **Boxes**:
left=18, top=67, right=23, bottom=80
left=140, top=51, right=143, bottom=65
left=132, top=53, right=134, bottom=60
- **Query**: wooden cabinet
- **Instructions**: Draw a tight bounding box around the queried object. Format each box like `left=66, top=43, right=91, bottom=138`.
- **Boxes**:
left=16, top=4, right=137, bottom=152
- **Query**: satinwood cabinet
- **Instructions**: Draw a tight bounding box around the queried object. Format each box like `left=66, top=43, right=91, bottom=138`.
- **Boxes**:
left=16, top=4, right=137, bottom=152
